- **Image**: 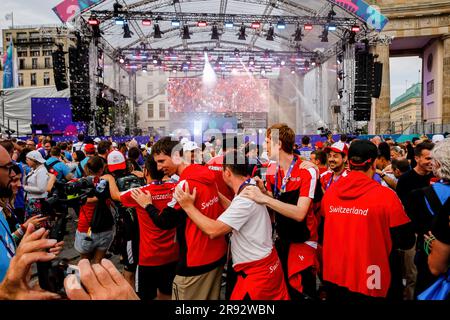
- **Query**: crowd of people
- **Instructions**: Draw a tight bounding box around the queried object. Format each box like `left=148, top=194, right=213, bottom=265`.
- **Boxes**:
left=0, top=127, right=448, bottom=301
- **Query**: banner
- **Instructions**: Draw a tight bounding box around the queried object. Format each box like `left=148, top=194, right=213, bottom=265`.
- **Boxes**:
left=52, top=0, right=104, bottom=23
left=2, top=39, right=15, bottom=89
left=330, top=0, right=388, bottom=31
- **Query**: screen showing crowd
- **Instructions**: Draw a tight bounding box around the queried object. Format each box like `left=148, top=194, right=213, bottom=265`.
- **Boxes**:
left=167, top=77, right=269, bottom=113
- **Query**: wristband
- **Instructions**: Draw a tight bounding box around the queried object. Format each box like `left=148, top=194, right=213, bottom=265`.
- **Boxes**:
left=16, top=227, right=24, bottom=237
left=20, top=224, right=27, bottom=233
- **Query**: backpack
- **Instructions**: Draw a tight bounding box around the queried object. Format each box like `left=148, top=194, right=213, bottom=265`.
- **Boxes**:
left=44, top=160, right=61, bottom=177
left=89, top=179, right=114, bottom=233
left=108, top=175, right=144, bottom=255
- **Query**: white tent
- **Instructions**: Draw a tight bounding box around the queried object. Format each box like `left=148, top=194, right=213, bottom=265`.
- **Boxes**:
left=0, top=86, right=70, bottom=136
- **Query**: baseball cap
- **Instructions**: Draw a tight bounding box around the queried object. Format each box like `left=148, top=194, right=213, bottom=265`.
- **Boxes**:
left=112, top=142, right=118, bottom=148
left=325, top=141, right=349, bottom=155
left=26, top=150, right=46, bottom=164
left=183, top=141, right=200, bottom=152
left=348, top=140, right=378, bottom=167
left=432, top=134, right=445, bottom=144
left=107, top=150, right=126, bottom=172
left=315, top=141, right=324, bottom=149
left=93, top=137, right=101, bottom=144
left=84, top=144, right=96, bottom=154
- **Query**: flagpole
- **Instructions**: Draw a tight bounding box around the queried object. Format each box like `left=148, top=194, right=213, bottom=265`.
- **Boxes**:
left=11, top=12, right=14, bottom=29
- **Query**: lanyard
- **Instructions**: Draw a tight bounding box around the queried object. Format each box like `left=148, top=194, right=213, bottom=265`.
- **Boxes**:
left=237, top=178, right=253, bottom=195
left=273, top=156, right=297, bottom=199
left=0, top=218, right=15, bottom=258
left=326, top=171, right=344, bottom=190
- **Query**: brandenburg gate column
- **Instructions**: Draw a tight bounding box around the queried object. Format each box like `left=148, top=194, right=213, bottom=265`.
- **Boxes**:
left=370, top=43, right=391, bottom=134
left=442, top=34, right=450, bottom=128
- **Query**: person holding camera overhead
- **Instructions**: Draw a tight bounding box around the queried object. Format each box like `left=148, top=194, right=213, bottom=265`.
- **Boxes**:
left=74, top=156, right=114, bottom=264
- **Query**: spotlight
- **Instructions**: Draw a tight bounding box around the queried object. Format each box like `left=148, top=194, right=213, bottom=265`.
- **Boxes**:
left=293, top=26, right=303, bottom=42
left=152, top=55, right=158, bottom=64
left=211, top=25, right=219, bottom=40
left=328, top=23, right=337, bottom=31
left=171, top=20, right=180, bottom=27
left=260, top=67, right=266, bottom=75
left=320, top=26, right=328, bottom=42
left=88, top=16, right=100, bottom=25
left=115, top=17, right=124, bottom=25
left=338, top=89, right=344, bottom=99
left=197, top=21, right=207, bottom=27
left=182, top=62, right=189, bottom=71
left=290, top=67, right=296, bottom=74
left=172, top=66, right=177, bottom=73
left=338, top=70, right=344, bottom=81
left=225, top=21, right=234, bottom=28
left=142, top=65, right=147, bottom=72
left=140, top=41, right=147, bottom=51
left=119, top=55, right=125, bottom=64
left=337, top=54, right=343, bottom=64
left=304, top=23, right=313, bottom=31
left=276, top=20, right=286, bottom=30
left=154, top=24, right=162, bottom=38
left=238, top=24, right=246, bottom=40
left=182, top=25, right=191, bottom=39
left=123, top=21, right=133, bottom=38
left=280, top=59, right=286, bottom=66
left=251, top=21, right=261, bottom=29
left=142, top=19, right=152, bottom=26
left=113, top=1, right=123, bottom=17
left=248, top=56, right=255, bottom=65
left=351, top=25, right=361, bottom=32
left=234, top=48, right=240, bottom=57
left=266, top=25, right=274, bottom=41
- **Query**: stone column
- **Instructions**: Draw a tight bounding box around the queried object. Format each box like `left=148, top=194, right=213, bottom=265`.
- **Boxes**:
left=442, top=34, right=450, bottom=128
left=370, top=43, right=391, bottom=134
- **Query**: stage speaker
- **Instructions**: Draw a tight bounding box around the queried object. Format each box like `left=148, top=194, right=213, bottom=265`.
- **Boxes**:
left=372, top=62, right=383, bottom=98
left=353, top=51, right=374, bottom=121
left=69, top=45, right=91, bottom=122
left=52, top=48, right=68, bottom=91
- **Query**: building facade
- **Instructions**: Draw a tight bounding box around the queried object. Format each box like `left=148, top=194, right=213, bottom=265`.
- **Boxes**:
left=0, top=25, right=73, bottom=88
left=390, top=83, right=422, bottom=134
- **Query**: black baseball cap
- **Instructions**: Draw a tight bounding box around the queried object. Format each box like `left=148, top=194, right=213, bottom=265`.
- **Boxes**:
left=348, top=140, right=378, bottom=167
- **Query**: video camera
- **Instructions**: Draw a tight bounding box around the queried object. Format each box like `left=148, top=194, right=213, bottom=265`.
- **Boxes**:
left=318, top=127, right=332, bottom=138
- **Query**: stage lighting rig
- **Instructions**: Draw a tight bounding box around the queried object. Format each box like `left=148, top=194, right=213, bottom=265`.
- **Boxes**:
left=211, top=24, right=220, bottom=40
left=238, top=24, right=246, bottom=40
left=182, top=25, right=191, bottom=39
left=293, top=25, right=303, bottom=42
left=327, top=5, right=337, bottom=21
left=154, top=24, right=163, bottom=38
left=123, top=21, right=133, bottom=38
left=266, top=25, right=275, bottom=41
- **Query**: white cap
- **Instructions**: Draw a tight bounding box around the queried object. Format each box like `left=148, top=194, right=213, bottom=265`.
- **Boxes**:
left=26, top=150, right=46, bottom=164
left=107, top=150, right=126, bottom=172
left=183, top=141, right=200, bottom=152
left=432, top=134, right=445, bottom=144
left=112, top=142, right=118, bottom=148
left=93, top=137, right=101, bottom=143
left=140, top=144, right=146, bottom=149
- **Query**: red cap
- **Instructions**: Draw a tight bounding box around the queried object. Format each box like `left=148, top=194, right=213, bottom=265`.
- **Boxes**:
left=107, top=150, right=126, bottom=172
left=325, top=141, right=349, bottom=155
left=84, top=144, right=96, bottom=154
left=315, top=141, right=324, bottom=149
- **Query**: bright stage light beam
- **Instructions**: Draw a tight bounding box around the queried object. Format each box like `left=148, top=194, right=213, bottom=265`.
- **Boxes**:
left=202, top=52, right=217, bottom=89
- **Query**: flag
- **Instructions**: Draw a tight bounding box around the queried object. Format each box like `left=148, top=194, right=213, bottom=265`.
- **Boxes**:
left=2, top=39, right=15, bottom=89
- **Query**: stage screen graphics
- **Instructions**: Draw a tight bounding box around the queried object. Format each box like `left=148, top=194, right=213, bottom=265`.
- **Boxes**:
left=167, top=77, right=269, bottom=113
left=31, top=97, right=86, bottom=135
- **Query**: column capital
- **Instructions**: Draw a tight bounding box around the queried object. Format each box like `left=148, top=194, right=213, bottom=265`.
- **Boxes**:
left=442, top=34, right=450, bottom=41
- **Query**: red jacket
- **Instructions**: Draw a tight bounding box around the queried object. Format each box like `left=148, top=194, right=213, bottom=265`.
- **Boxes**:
left=322, top=171, right=411, bottom=297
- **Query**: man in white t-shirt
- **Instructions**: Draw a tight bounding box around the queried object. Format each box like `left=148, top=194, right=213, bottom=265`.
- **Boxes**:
left=174, top=150, right=290, bottom=300
left=72, top=133, right=85, bottom=152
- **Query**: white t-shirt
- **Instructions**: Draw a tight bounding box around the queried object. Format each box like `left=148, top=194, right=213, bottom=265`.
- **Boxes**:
left=217, top=195, right=273, bottom=266
left=72, top=142, right=85, bottom=152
